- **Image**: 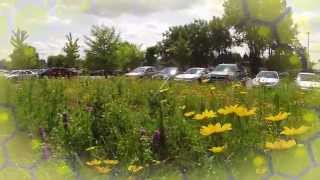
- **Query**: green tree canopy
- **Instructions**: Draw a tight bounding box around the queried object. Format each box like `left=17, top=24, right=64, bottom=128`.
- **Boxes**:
left=63, top=33, right=80, bottom=68
left=115, top=42, right=144, bottom=71
left=84, top=25, right=120, bottom=71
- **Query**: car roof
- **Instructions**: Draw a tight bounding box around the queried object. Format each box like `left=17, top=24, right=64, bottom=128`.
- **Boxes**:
left=187, top=67, right=205, bottom=70
left=259, top=71, right=278, bottom=74
left=298, top=72, right=316, bottom=75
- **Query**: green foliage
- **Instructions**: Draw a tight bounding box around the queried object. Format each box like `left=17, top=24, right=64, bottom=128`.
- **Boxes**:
left=9, top=45, right=40, bottom=69
left=84, top=25, right=120, bottom=71
left=115, top=42, right=144, bottom=71
left=47, top=55, right=65, bottom=68
left=159, top=18, right=232, bottom=68
left=63, top=33, right=81, bottom=68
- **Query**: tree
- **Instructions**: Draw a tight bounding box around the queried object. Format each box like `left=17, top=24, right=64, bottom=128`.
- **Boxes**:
left=115, top=42, right=144, bottom=71
left=63, top=33, right=80, bottom=68
left=145, top=46, right=159, bottom=66
left=84, top=25, right=120, bottom=71
left=158, top=18, right=232, bottom=68
left=47, top=55, right=65, bottom=68
left=223, top=0, right=298, bottom=73
left=10, top=29, right=29, bottom=49
left=9, top=29, right=40, bottom=69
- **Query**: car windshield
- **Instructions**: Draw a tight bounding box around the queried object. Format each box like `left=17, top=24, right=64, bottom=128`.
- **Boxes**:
left=160, top=67, right=177, bottom=75
left=214, top=65, right=237, bottom=72
left=299, top=74, right=320, bottom=82
left=185, top=68, right=203, bottom=74
left=257, top=72, right=278, bottom=78
left=132, top=67, right=147, bottom=73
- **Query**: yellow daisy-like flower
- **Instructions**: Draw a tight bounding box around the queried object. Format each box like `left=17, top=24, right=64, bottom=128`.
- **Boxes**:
left=240, top=91, right=248, bottom=95
left=280, top=126, right=310, bottom=136
left=128, top=165, right=143, bottom=173
left=208, top=146, right=225, bottom=153
left=233, top=106, right=257, bottom=117
left=218, top=105, right=239, bottom=115
left=210, top=86, right=216, bottom=91
left=265, top=112, right=291, bottom=122
left=184, top=111, right=196, bottom=117
left=94, top=166, right=112, bottom=174
left=193, top=109, right=217, bottom=120
left=265, top=139, right=296, bottom=150
left=200, top=123, right=232, bottom=136
left=86, top=159, right=102, bottom=166
left=103, top=160, right=119, bottom=165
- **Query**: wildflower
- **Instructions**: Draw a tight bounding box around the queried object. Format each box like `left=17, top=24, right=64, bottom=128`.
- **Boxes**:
left=103, top=160, right=119, bottom=165
left=128, top=165, right=143, bottom=173
left=210, top=86, right=216, bottom=91
left=200, top=123, right=232, bottom=136
left=256, top=167, right=267, bottom=175
left=184, top=111, right=195, bottom=117
left=94, top=166, right=112, bottom=174
left=208, top=146, right=225, bottom=153
left=240, top=91, right=248, bottom=95
left=152, top=129, right=161, bottom=150
left=265, top=112, right=290, bottom=122
left=159, top=88, right=169, bottom=93
left=233, top=106, right=256, bottom=117
left=232, top=83, right=241, bottom=88
left=85, top=146, right=96, bottom=151
left=280, top=126, right=310, bottom=136
left=218, top=105, right=238, bottom=115
left=265, top=139, right=296, bottom=150
left=86, top=159, right=102, bottom=166
left=193, top=109, right=217, bottom=120
left=202, top=79, right=209, bottom=83
left=152, top=160, right=161, bottom=165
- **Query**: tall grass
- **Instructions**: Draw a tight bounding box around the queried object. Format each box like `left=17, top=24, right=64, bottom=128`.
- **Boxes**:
left=3, top=77, right=320, bottom=177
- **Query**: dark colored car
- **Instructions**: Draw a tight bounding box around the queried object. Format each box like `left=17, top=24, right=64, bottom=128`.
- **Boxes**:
left=89, top=69, right=123, bottom=76
left=39, top=68, right=79, bottom=78
left=207, top=64, right=247, bottom=81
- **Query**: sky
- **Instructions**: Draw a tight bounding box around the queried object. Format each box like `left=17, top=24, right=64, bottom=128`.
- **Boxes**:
left=0, top=0, right=319, bottom=68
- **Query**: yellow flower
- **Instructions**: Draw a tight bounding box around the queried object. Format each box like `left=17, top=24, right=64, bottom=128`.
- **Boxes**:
left=240, top=91, right=248, bottom=95
left=208, top=146, right=225, bottom=153
left=265, top=139, right=296, bottom=150
left=218, top=105, right=239, bottom=115
left=210, top=86, right=216, bottom=91
left=232, top=83, right=241, bottom=88
left=86, top=159, right=101, bottom=166
left=103, top=160, right=119, bottom=165
left=128, top=165, right=143, bottom=173
left=193, top=109, right=217, bottom=120
left=94, top=166, right=112, bottom=174
left=265, top=112, right=290, bottom=122
left=233, top=106, right=257, bottom=117
left=256, top=167, right=267, bottom=175
left=184, top=111, right=196, bottom=117
left=152, top=160, right=161, bottom=165
left=280, top=126, right=310, bottom=136
left=200, top=123, right=232, bottom=136
left=202, top=79, right=209, bottom=83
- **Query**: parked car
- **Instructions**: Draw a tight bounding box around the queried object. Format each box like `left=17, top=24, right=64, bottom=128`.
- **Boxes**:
left=296, top=72, right=320, bottom=90
left=152, top=67, right=179, bottom=80
left=39, top=68, right=79, bottom=78
left=207, top=64, right=247, bottom=81
left=125, top=66, right=157, bottom=78
left=90, top=69, right=123, bottom=77
left=252, top=71, right=280, bottom=87
left=5, top=70, right=37, bottom=80
left=174, top=68, right=208, bottom=82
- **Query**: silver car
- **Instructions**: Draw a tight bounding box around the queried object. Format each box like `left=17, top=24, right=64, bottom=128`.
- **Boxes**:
left=125, top=66, right=157, bottom=78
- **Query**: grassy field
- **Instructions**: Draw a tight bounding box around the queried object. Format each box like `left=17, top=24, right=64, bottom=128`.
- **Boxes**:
left=1, top=77, right=320, bottom=179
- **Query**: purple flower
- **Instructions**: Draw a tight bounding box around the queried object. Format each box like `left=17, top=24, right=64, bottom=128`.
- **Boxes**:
left=39, top=127, right=47, bottom=141
left=42, top=143, right=51, bottom=160
left=152, top=130, right=161, bottom=148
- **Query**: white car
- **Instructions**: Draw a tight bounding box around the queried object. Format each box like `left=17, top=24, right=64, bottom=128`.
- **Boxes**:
left=125, top=66, right=157, bottom=78
left=174, top=68, right=207, bottom=82
left=252, top=71, right=280, bottom=87
left=5, top=70, right=37, bottom=80
left=296, top=72, right=320, bottom=90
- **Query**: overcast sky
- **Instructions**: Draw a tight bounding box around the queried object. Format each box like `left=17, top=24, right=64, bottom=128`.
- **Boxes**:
left=0, top=0, right=319, bottom=67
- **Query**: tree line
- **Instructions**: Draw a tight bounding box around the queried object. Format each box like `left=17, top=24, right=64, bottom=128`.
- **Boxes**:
left=0, top=0, right=309, bottom=73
